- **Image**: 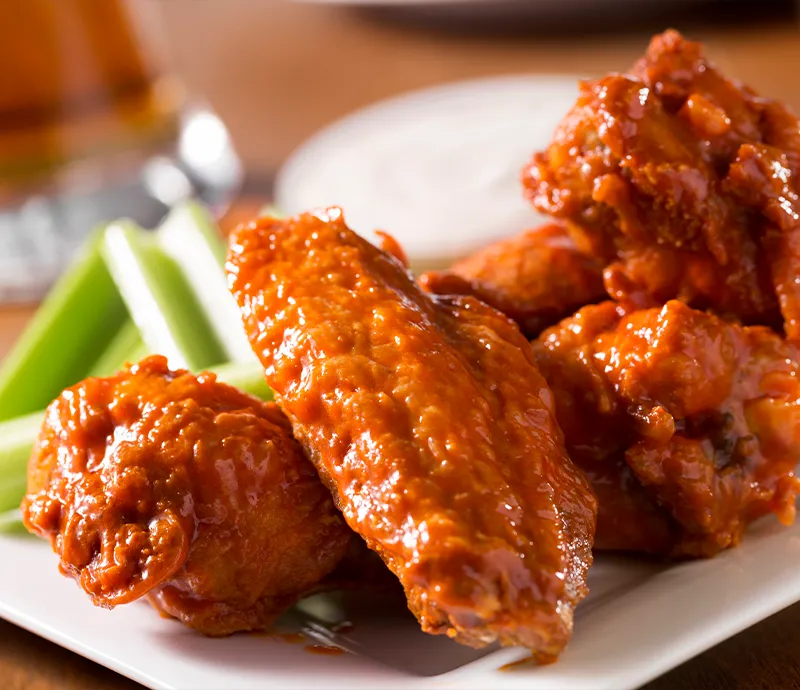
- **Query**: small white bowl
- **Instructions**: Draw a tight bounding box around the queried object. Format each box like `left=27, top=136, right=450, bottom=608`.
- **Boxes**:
left=275, top=74, right=579, bottom=269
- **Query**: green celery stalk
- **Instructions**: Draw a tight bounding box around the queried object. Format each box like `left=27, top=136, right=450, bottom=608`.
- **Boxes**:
left=0, top=411, right=44, bottom=513
left=0, top=362, right=270, bottom=516
left=0, top=232, right=127, bottom=421
left=211, top=361, right=272, bottom=401
left=88, top=319, right=149, bottom=378
left=157, top=202, right=257, bottom=364
left=0, top=475, right=27, bottom=516
left=0, top=510, right=25, bottom=534
left=101, top=221, right=227, bottom=372
left=259, top=204, right=282, bottom=217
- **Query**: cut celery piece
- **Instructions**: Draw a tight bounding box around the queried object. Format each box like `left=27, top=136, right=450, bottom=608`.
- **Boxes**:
left=88, top=319, right=149, bottom=378
left=0, top=475, right=27, bottom=516
left=163, top=202, right=226, bottom=265
left=102, top=221, right=227, bottom=372
left=0, top=232, right=127, bottom=421
left=0, top=510, right=25, bottom=534
left=211, top=361, right=272, bottom=401
left=157, top=202, right=256, bottom=364
left=0, top=410, right=43, bottom=513
left=259, top=204, right=282, bottom=217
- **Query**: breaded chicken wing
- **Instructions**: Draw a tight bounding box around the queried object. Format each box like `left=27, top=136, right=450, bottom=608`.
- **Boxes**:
left=227, top=208, right=597, bottom=659
left=22, top=356, right=352, bottom=635
left=420, top=223, right=606, bottom=338
left=534, top=301, right=800, bottom=557
left=524, top=30, right=800, bottom=338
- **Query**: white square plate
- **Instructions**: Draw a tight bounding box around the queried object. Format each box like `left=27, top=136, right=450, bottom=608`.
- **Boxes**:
left=2, top=512, right=800, bottom=690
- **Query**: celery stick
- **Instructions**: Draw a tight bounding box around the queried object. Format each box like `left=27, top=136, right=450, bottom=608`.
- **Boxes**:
left=0, top=510, right=25, bottom=534
left=157, top=202, right=257, bottom=364
left=0, top=475, right=26, bottom=515
left=259, top=204, right=282, bottom=217
left=0, top=411, right=43, bottom=513
left=0, top=232, right=127, bottom=421
left=102, top=222, right=227, bottom=372
left=88, top=319, right=149, bottom=378
left=211, top=361, right=272, bottom=401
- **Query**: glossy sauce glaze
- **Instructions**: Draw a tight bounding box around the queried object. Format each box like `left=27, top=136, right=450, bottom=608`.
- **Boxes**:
left=534, top=300, right=800, bottom=557
left=22, top=355, right=352, bottom=635
left=524, top=30, right=800, bottom=338
left=227, top=208, right=597, bottom=658
left=420, top=222, right=606, bottom=338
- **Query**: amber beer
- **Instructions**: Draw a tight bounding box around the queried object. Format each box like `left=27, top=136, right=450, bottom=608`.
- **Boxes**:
left=0, top=0, right=183, bottom=193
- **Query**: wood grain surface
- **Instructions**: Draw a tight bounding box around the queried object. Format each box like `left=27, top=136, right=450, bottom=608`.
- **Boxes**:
left=2, top=2, right=800, bottom=688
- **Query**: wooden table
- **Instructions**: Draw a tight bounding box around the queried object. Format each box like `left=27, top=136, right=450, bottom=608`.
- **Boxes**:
left=3, top=2, right=800, bottom=688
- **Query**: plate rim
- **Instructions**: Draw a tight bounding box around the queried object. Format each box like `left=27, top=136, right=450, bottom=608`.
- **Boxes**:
left=4, top=521, right=800, bottom=690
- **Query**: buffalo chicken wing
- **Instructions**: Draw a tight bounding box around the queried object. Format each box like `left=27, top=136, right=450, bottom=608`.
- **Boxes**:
left=227, top=208, right=598, bottom=659
left=420, top=222, right=606, bottom=338
left=22, top=356, right=352, bottom=635
left=534, top=300, right=800, bottom=557
left=524, top=30, right=800, bottom=338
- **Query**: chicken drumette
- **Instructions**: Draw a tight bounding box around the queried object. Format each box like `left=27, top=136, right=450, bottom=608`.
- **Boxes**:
left=534, top=300, right=800, bottom=557
left=420, top=222, right=606, bottom=338
left=22, top=356, right=352, bottom=635
left=524, top=29, right=800, bottom=338
left=227, top=208, right=597, bottom=659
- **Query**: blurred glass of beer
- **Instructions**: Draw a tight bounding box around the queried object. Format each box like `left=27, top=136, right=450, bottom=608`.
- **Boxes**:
left=0, top=0, right=183, bottom=191
left=0, top=0, right=239, bottom=302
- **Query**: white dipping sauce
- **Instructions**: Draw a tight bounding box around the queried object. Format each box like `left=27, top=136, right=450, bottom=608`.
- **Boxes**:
left=275, top=75, right=579, bottom=269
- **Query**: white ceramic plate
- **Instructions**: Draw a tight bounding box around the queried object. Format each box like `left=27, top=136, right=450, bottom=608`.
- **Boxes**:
left=275, top=74, right=580, bottom=270
left=3, top=511, right=800, bottom=690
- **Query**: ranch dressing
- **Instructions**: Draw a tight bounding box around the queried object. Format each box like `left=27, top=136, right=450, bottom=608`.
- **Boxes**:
left=275, top=75, right=580, bottom=270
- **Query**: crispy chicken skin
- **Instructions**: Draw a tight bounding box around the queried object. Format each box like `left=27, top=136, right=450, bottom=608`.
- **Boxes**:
left=22, top=356, right=352, bottom=635
left=420, top=223, right=606, bottom=338
left=227, top=208, right=598, bottom=658
left=534, top=300, right=800, bottom=557
left=523, top=30, right=800, bottom=337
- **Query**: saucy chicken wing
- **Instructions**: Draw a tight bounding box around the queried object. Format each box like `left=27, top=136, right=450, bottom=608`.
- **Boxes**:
left=227, top=208, right=598, bottom=659
left=534, top=300, right=800, bottom=557
left=524, top=30, right=800, bottom=338
left=22, top=356, right=352, bottom=635
left=420, top=223, right=606, bottom=338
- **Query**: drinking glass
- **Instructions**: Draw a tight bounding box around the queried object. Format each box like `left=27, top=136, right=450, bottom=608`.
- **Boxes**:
left=0, top=0, right=241, bottom=302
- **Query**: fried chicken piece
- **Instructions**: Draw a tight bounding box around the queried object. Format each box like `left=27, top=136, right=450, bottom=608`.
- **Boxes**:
left=227, top=208, right=597, bottom=659
left=534, top=300, right=800, bottom=557
left=420, top=223, right=606, bottom=338
left=523, top=30, right=800, bottom=337
left=22, top=356, right=352, bottom=635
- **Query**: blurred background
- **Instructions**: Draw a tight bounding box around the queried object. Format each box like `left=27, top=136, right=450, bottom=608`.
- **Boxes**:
left=158, top=0, right=800, bottom=176
left=0, top=0, right=798, bottom=301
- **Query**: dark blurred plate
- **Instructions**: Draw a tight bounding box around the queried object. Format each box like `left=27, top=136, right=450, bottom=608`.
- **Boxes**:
left=289, top=0, right=794, bottom=33
left=292, top=0, right=602, bottom=19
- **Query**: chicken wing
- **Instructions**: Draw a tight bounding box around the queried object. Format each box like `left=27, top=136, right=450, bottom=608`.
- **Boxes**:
left=524, top=30, right=800, bottom=338
left=227, top=208, right=597, bottom=659
left=534, top=300, right=800, bottom=557
left=420, top=223, right=606, bottom=338
left=22, top=355, right=352, bottom=635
